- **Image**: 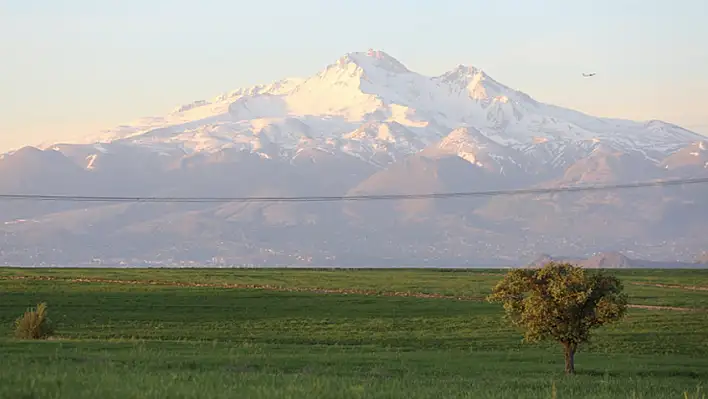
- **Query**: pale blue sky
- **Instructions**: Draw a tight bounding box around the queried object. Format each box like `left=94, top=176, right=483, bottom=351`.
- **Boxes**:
left=1, top=0, right=706, bottom=151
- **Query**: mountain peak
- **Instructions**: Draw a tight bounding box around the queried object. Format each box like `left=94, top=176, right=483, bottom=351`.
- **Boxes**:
left=336, top=50, right=411, bottom=75
left=436, top=64, right=510, bottom=102
left=440, top=127, right=484, bottom=144
left=447, top=64, right=486, bottom=77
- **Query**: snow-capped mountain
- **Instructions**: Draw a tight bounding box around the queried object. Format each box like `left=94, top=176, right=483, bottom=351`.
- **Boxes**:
left=3, top=50, right=707, bottom=267
left=47, top=50, right=703, bottom=170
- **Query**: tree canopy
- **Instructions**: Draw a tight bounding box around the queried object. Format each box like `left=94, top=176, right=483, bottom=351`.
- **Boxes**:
left=487, top=262, right=628, bottom=374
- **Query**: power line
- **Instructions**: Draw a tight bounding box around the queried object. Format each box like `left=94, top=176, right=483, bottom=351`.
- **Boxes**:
left=0, top=177, right=706, bottom=204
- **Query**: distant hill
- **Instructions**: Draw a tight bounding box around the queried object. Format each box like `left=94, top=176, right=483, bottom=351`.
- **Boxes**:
left=697, top=253, right=708, bottom=264
left=528, top=252, right=707, bottom=269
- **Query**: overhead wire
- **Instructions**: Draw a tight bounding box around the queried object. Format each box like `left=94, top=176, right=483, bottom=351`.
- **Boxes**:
left=0, top=176, right=706, bottom=204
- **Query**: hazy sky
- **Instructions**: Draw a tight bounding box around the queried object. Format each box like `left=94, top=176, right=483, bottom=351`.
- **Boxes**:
left=1, top=0, right=706, bottom=151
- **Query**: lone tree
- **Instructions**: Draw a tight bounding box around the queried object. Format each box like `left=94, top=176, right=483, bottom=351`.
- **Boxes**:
left=487, top=262, right=628, bottom=374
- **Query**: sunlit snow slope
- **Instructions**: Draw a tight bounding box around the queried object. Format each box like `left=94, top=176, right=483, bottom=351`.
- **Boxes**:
left=52, top=50, right=704, bottom=167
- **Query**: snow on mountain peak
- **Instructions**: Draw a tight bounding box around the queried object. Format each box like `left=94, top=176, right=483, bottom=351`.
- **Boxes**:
left=436, top=64, right=509, bottom=102
left=439, top=64, right=486, bottom=84
left=425, top=126, right=526, bottom=174
left=440, top=127, right=485, bottom=145
left=337, top=50, right=412, bottom=75
left=51, top=50, right=705, bottom=165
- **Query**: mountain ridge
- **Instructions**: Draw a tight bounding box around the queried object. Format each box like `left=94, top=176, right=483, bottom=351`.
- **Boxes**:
left=528, top=252, right=708, bottom=269
left=38, top=51, right=703, bottom=162
left=1, top=50, right=706, bottom=266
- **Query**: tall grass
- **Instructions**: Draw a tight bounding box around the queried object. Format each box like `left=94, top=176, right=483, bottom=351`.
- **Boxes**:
left=684, top=386, right=706, bottom=399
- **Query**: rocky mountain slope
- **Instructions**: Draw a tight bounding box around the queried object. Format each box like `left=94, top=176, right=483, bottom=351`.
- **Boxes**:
left=1, top=50, right=706, bottom=266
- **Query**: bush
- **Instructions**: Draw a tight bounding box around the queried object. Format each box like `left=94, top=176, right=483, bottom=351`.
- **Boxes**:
left=14, top=302, right=55, bottom=339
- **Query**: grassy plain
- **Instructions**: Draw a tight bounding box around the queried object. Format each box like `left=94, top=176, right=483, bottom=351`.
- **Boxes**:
left=0, top=268, right=707, bottom=398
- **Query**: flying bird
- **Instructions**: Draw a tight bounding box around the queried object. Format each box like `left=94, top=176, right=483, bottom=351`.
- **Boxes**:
left=582, top=73, right=596, bottom=77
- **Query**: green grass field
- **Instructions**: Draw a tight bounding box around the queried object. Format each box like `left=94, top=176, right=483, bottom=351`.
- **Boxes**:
left=1, top=268, right=707, bottom=398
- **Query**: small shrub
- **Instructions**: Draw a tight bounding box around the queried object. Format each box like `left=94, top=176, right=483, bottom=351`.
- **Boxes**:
left=14, top=302, right=55, bottom=339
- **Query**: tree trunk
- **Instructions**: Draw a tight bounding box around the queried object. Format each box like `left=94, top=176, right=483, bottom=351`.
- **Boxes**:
left=562, top=342, right=577, bottom=375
